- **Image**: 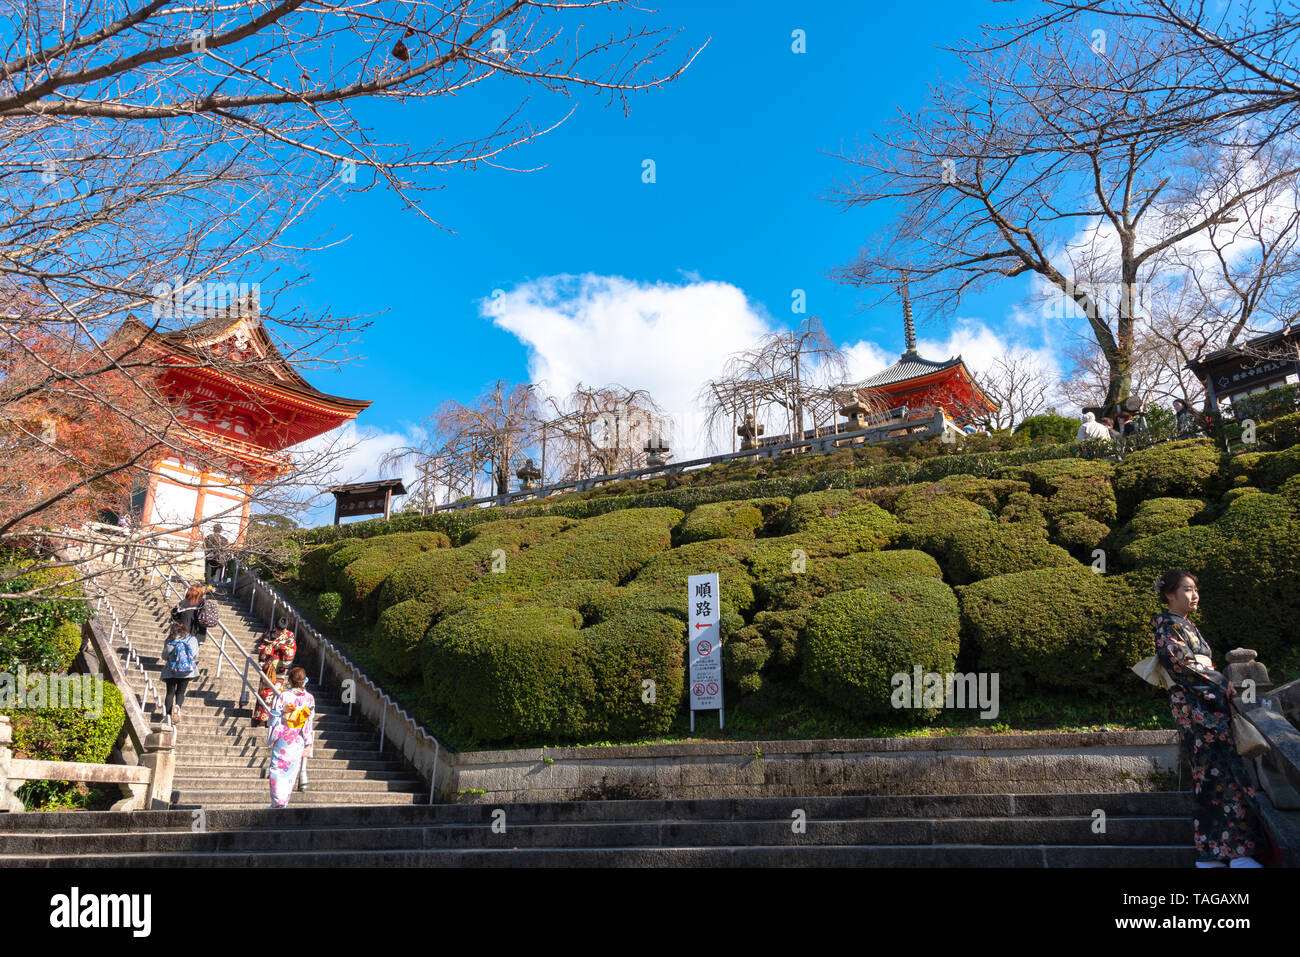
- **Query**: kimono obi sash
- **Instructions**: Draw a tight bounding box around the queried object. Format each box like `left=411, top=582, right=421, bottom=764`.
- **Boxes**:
left=1132, top=653, right=1214, bottom=690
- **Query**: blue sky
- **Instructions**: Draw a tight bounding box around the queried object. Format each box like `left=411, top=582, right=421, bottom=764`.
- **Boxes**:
left=281, top=1, right=1066, bottom=510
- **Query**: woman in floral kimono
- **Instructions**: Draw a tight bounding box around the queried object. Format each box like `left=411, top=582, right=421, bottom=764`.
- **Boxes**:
left=267, top=667, right=313, bottom=808
left=1152, top=569, right=1265, bottom=868
left=252, top=617, right=296, bottom=726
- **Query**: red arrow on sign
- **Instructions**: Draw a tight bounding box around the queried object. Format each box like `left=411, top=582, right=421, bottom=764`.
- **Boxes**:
left=694, top=622, right=714, bottom=630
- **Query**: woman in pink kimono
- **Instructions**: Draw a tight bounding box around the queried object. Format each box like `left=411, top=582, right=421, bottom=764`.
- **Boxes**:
left=267, top=667, right=314, bottom=809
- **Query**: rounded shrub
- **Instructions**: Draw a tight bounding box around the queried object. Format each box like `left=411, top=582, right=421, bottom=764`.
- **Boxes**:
left=958, top=565, right=1150, bottom=693
left=800, top=579, right=960, bottom=718
left=783, top=491, right=901, bottom=556
left=1053, top=512, right=1111, bottom=557
left=1013, top=413, right=1080, bottom=445
left=752, top=546, right=942, bottom=610
left=930, top=475, right=1031, bottom=513
left=5, top=679, right=126, bottom=765
left=298, top=541, right=350, bottom=589
left=578, top=612, right=684, bottom=738
left=51, top=621, right=83, bottom=672
left=377, top=547, right=486, bottom=614
left=943, top=521, right=1077, bottom=585
left=1109, top=497, right=1205, bottom=552
left=1227, top=446, right=1300, bottom=490
left=423, top=605, right=589, bottom=744
left=316, top=591, right=343, bottom=624
left=1113, top=439, right=1223, bottom=513
left=997, top=491, right=1049, bottom=531
left=1260, top=412, right=1300, bottom=451
left=1017, top=458, right=1117, bottom=525
left=631, top=539, right=757, bottom=615
left=373, top=600, right=437, bottom=677
left=679, top=497, right=789, bottom=544
left=480, top=507, right=683, bottom=590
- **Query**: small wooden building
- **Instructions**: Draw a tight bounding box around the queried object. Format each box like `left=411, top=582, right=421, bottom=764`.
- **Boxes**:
left=1185, top=326, right=1300, bottom=415
left=327, top=479, right=407, bottom=525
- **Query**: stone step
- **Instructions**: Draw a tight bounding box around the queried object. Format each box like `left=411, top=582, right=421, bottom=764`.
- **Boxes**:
left=172, top=744, right=386, bottom=761
left=0, top=816, right=1188, bottom=856
left=0, top=792, right=1193, bottom=831
left=170, top=788, right=427, bottom=807
left=172, top=774, right=422, bottom=790
left=174, top=756, right=409, bottom=773
left=0, top=844, right=1195, bottom=868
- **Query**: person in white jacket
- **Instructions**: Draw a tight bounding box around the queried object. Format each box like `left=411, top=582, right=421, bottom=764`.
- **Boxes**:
left=1076, top=411, right=1112, bottom=442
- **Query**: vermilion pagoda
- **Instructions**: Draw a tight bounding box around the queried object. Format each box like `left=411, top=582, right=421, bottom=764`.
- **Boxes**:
left=107, top=309, right=370, bottom=546
left=848, top=294, right=997, bottom=426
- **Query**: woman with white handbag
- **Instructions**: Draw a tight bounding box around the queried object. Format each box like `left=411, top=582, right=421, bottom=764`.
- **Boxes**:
left=1142, top=569, right=1266, bottom=868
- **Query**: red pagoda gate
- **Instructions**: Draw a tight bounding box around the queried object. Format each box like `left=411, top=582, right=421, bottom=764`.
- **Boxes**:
left=107, top=311, right=370, bottom=547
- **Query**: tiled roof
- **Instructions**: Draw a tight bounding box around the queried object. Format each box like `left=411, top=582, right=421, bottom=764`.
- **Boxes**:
left=851, top=352, right=964, bottom=389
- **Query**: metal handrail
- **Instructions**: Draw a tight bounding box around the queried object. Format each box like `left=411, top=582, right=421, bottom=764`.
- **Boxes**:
left=231, top=558, right=447, bottom=803
left=90, top=581, right=167, bottom=717
left=147, top=553, right=283, bottom=713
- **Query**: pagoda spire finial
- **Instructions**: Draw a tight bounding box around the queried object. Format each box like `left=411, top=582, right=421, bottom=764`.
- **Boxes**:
left=900, top=281, right=918, bottom=357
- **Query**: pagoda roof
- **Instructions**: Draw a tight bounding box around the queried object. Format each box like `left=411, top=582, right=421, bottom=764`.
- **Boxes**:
left=111, top=312, right=371, bottom=414
left=852, top=351, right=967, bottom=391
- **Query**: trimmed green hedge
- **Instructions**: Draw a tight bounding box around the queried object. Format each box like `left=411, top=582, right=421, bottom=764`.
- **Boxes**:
left=424, top=605, right=589, bottom=742
left=943, top=521, right=1077, bottom=585
left=579, top=612, right=684, bottom=739
left=801, top=579, right=961, bottom=718
left=422, top=602, right=684, bottom=744
left=1109, top=497, right=1205, bottom=552
left=1053, top=512, right=1111, bottom=557
left=373, top=600, right=437, bottom=677
left=1227, top=447, right=1300, bottom=490
left=678, top=497, right=789, bottom=544
left=316, top=592, right=342, bottom=624
left=781, top=490, right=902, bottom=556
left=1119, top=492, right=1300, bottom=661
left=1113, top=439, right=1223, bottom=513
left=339, top=532, right=451, bottom=620
left=749, top=546, right=942, bottom=610
left=1260, top=412, right=1300, bottom=451
left=958, top=566, right=1158, bottom=693
left=1017, top=458, right=1117, bottom=525
left=4, top=679, right=126, bottom=765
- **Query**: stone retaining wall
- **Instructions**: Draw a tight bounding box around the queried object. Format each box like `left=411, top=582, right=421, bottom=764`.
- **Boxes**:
left=447, top=731, right=1182, bottom=804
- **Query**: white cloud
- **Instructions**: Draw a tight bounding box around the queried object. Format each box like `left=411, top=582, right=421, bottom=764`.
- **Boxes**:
left=484, top=274, right=773, bottom=457
left=289, top=420, right=425, bottom=527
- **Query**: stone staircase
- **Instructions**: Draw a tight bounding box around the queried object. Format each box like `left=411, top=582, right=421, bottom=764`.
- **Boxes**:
left=99, top=567, right=426, bottom=809
left=0, top=792, right=1195, bottom=866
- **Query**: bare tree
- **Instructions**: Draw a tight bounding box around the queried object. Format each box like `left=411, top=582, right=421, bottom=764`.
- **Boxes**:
left=990, top=1, right=1300, bottom=150
left=827, top=16, right=1300, bottom=417
left=2, top=1, right=699, bottom=589
left=973, top=353, right=1053, bottom=431
left=698, top=316, right=849, bottom=451
left=540, top=383, right=667, bottom=480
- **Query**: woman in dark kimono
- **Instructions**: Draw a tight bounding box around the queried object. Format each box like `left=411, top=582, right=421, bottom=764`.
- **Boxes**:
left=1152, top=569, right=1265, bottom=867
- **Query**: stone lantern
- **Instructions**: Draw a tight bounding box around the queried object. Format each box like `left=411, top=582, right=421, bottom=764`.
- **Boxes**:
left=737, top=413, right=765, bottom=451
left=644, top=433, right=671, bottom=468
left=516, top=458, right=542, bottom=490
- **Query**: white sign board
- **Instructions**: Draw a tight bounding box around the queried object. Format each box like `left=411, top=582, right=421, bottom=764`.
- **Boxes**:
left=687, top=573, right=723, bottom=724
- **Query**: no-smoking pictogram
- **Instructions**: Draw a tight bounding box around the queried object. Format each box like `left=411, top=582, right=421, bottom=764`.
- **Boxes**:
left=706, top=681, right=719, bottom=696
left=696, top=639, right=712, bottom=657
